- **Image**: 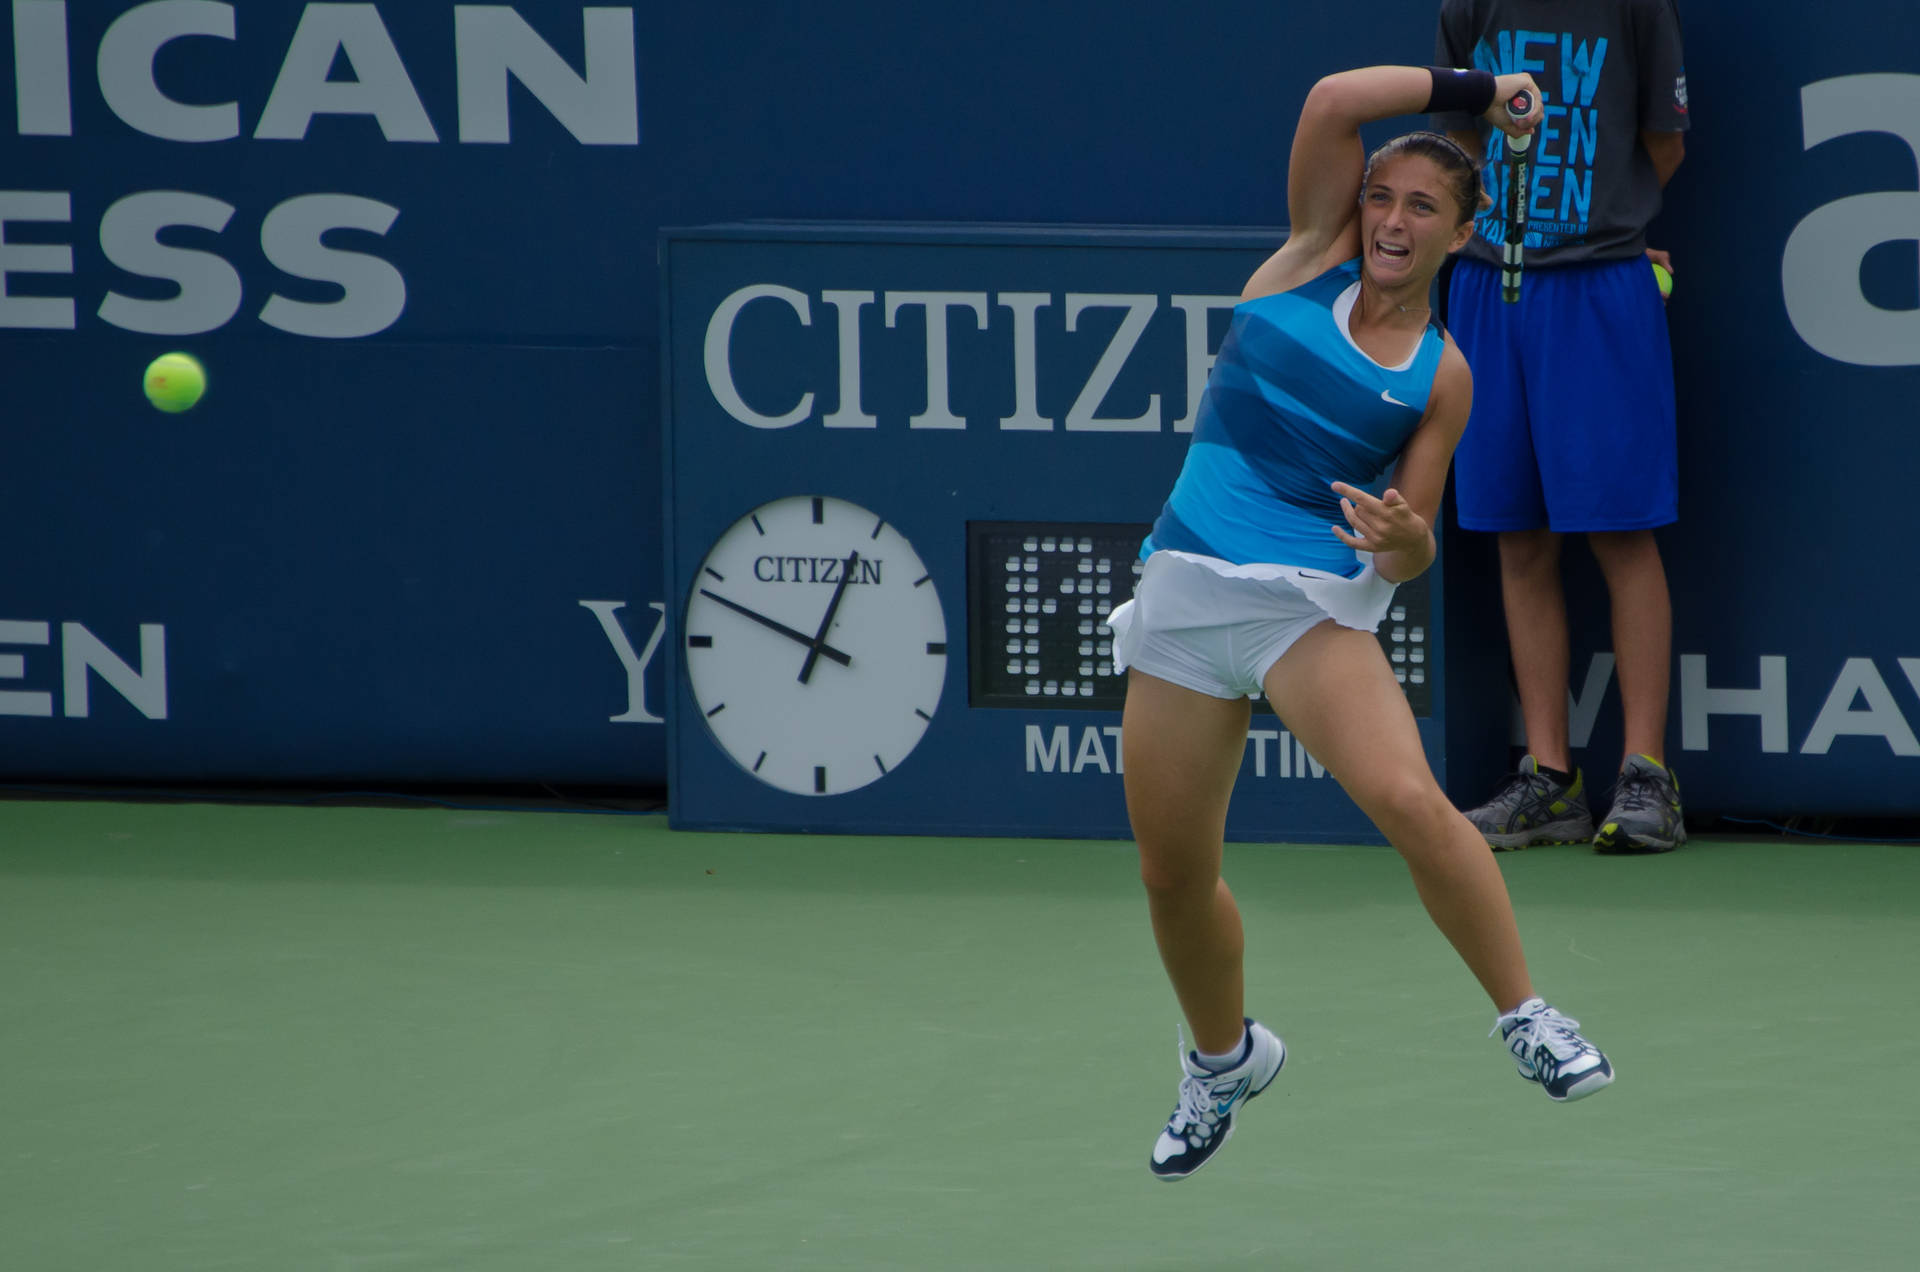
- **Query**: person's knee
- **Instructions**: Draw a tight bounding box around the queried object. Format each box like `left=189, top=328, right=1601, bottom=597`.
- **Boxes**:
left=1137, top=841, right=1216, bottom=901
left=1587, top=528, right=1659, bottom=566
left=1359, top=772, right=1451, bottom=843
left=1498, top=529, right=1560, bottom=578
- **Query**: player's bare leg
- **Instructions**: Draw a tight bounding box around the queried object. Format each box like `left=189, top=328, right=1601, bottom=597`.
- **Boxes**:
left=1121, top=669, right=1252, bottom=1056
left=1263, top=620, right=1612, bottom=1099
left=1124, top=669, right=1291, bottom=1179
left=1263, top=620, right=1533, bottom=1011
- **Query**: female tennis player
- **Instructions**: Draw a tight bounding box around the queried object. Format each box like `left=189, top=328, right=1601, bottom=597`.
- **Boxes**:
left=1107, top=65, right=1615, bottom=1182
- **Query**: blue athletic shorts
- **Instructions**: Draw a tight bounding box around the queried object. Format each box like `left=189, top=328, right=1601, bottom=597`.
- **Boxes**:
left=1446, top=256, right=1678, bottom=533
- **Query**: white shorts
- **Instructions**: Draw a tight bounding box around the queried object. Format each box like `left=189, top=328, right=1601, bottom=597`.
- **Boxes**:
left=1105, top=550, right=1399, bottom=701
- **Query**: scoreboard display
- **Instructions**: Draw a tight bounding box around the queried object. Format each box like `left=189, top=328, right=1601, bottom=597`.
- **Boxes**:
left=662, top=223, right=1460, bottom=842
left=968, top=523, right=1143, bottom=711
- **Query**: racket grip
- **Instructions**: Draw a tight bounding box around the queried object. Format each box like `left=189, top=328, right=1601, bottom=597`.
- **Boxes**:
left=1501, top=248, right=1522, bottom=303
left=1506, top=90, right=1535, bottom=153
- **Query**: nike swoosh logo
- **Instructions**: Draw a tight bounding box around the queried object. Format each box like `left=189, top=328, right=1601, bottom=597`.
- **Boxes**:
left=1213, top=1078, right=1250, bottom=1116
left=1381, top=389, right=1414, bottom=408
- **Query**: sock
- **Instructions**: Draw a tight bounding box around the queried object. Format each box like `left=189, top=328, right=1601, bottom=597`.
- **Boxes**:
left=1536, top=763, right=1575, bottom=790
left=1195, top=1028, right=1250, bottom=1072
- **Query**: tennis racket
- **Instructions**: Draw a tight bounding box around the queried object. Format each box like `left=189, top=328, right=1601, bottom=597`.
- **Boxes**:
left=1500, top=90, right=1535, bottom=304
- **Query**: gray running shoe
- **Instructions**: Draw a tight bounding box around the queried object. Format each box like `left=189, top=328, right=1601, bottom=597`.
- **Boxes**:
left=1593, top=754, right=1687, bottom=853
left=1462, top=756, right=1594, bottom=851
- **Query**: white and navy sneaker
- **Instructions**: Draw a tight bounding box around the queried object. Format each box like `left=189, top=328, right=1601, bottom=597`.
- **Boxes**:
left=1147, top=1019, right=1286, bottom=1180
left=1494, top=997, right=1615, bottom=1102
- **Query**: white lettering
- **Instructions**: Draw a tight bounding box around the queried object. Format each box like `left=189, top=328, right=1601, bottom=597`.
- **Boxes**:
left=1800, top=657, right=1920, bottom=756
left=0, top=190, right=74, bottom=328
left=454, top=5, right=638, bottom=145
left=62, top=622, right=167, bottom=719
left=97, top=0, right=238, bottom=142
left=1072, top=727, right=1111, bottom=773
left=1025, top=724, right=1071, bottom=773
left=1782, top=74, right=1920, bottom=367
left=1064, top=293, right=1159, bottom=431
left=1021, top=722, right=1337, bottom=778
left=255, top=3, right=437, bottom=142
left=258, top=194, right=405, bottom=338
left=13, top=0, right=71, bottom=136
left=1506, top=652, right=1619, bottom=747
left=1569, top=652, right=1615, bottom=748
left=97, top=191, right=241, bottom=335
left=1248, top=728, right=1279, bottom=776
left=1681, top=654, right=1789, bottom=753
left=580, top=600, right=666, bottom=724
left=0, top=620, right=53, bottom=716
left=705, top=284, right=814, bottom=428
left=819, top=290, right=876, bottom=429
left=886, top=291, right=987, bottom=430
left=997, top=292, right=1052, bottom=430
left=1168, top=295, right=1236, bottom=432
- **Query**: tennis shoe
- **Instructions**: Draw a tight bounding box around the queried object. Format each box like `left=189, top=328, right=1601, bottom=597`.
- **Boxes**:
left=1494, top=997, right=1614, bottom=1102
left=1461, top=756, right=1593, bottom=850
left=1148, top=1019, right=1285, bottom=1181
left=1594, top=754, right=1687, bottom=853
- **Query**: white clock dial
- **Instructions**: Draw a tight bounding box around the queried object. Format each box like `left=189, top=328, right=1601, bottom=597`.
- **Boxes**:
left=683, top=496, right=948, bottom=795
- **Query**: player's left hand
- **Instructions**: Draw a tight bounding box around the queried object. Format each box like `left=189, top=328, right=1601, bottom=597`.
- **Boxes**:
left=1330, top=482, right=1428, bottom=555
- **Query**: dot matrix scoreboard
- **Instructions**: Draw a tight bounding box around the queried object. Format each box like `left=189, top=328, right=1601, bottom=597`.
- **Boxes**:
left=661, top=223, right=1480, bottom=842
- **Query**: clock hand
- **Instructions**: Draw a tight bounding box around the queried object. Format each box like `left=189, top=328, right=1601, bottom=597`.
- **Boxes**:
left=799, top=549, right=861, bottom=685
left=696, top=589, right=853, bottom=666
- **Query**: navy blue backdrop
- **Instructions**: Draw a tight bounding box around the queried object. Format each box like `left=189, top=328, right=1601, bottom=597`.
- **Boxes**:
left=3, top=1, right=1917, bottom=817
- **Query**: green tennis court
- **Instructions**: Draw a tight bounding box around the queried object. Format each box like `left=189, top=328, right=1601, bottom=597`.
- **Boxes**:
left=3, top=798, right=1915, bottom=1270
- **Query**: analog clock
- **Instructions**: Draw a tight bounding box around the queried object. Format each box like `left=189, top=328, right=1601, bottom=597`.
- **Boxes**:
left=682, top=495, right=948, bottom=795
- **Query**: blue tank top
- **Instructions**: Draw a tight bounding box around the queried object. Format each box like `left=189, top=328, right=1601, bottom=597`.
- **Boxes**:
left=1146, top=259, right=1446, bottom=575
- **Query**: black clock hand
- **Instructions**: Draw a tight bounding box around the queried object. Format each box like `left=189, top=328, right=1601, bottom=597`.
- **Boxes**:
left=697, top=589, right=852, bottom=666
left=798, top=549, right=861, bottom=685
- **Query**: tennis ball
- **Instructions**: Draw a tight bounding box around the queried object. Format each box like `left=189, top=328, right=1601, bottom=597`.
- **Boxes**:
left=143, top=352, right=206, bottom=413
left=1651, top=262, right=1673, bottom=299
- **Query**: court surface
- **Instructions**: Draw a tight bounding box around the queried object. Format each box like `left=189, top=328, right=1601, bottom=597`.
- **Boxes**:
left=3, top=798, right=1915, bottom=1271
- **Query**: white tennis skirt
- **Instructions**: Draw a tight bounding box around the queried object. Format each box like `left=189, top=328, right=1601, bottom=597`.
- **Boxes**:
left=1105, top=549, right=1399, bottom=700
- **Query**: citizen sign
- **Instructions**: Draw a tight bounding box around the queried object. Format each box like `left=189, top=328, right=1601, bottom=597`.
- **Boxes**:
left=754, top=556, right=885, bottom=584
left=703, top=284, right=1240, bottom=433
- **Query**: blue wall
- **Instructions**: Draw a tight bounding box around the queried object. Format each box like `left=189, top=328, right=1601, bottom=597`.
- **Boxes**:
left=3, top=1, right=1918, bottom=816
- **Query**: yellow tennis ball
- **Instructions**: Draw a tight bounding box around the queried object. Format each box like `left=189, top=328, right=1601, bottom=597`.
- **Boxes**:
left=1651, top=262, right=1673, bottom=299
left=143, top=352, right=206, bottom=413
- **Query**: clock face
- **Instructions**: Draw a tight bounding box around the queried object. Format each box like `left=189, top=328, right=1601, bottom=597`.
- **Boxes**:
left=682, top=496, right=948, bottom=795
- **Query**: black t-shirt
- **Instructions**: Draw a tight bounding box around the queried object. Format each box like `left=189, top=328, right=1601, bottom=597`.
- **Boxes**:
left=1432, top=0, right=1690, bottom=266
